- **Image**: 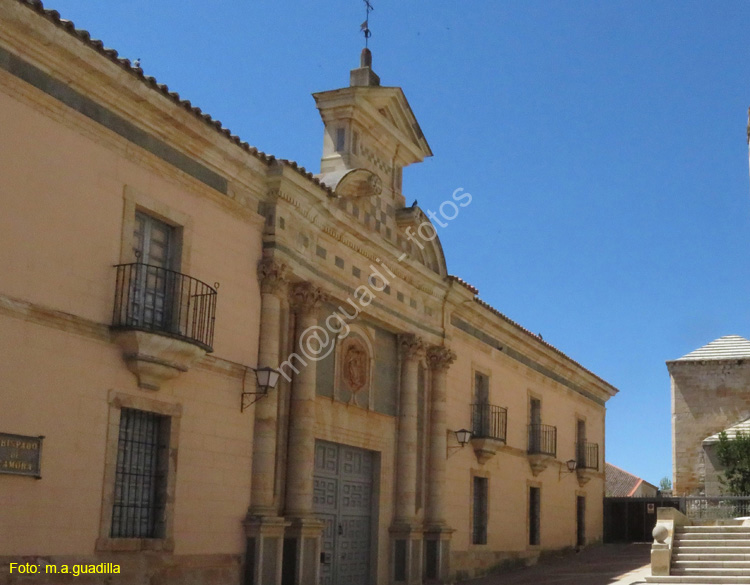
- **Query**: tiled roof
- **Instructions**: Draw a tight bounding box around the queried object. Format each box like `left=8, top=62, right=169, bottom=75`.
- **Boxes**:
left=447, top=275, right=478, bottom=294
left=703, top=417, right=750, bottom=444
left=606, top=463, right=654, bottom=497
left=14, top=0, right=334, bottom=196
left=675, top=335, right=750, bottom=362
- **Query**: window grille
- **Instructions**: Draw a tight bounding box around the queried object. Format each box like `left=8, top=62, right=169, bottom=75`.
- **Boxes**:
left=111, top=408, right=169, bottom=538
left=472, top=477, right=488, bottom=545
left=529, top=486, right=541, bottom=545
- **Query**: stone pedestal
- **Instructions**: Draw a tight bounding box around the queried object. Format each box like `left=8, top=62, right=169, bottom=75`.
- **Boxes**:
left=283, top=517, right=324, bottom=585
left=390, top=524, right=423, bottom=585
left=244, top=516, right=289, bottom=585
left=423, top=527, right=453, bottom=584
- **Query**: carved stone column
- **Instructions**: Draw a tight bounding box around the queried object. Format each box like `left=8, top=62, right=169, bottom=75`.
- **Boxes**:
left=251, top=258, right=288, bottom=514
left=284, top=281, right=327, bottom=585
left=424, top=344, right=457, bottom=584
left=245, top=258, right=289, bottom=585
left=391, top=333, right=425, bottom=585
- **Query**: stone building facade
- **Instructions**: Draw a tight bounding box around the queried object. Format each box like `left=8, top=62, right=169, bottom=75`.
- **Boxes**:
left=0, top=1, right=617, bottom=584
left=668, top=335, right=750, bottom=496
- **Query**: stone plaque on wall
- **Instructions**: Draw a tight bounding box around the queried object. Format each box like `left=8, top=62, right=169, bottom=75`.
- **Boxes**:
left=0, top=433, right=43, bottom=478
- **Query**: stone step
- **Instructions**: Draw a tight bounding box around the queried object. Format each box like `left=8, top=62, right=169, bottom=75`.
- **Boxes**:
left=671, top=567, right=750, bottom=576
left=674, top=553, right=750, bottom=561
left=675, top=525, right=750, bottom=532
left=675, top=546, right=750, bottom=555
left=673, top=560, right=750, bottom=569
left=646, top=577, right=750, bottom=584
left=676, top=533, right=750, bottom=540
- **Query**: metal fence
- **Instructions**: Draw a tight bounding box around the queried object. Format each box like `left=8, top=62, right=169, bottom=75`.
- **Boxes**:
left=471, top=404, right=507, bottom=442
left=680, top=495, right=750, bottom=520
left=112, top=263, right=217, bottom=352
left=576, top=442, right=599, bottom=470
left=528, top=424, right=557, bottom=457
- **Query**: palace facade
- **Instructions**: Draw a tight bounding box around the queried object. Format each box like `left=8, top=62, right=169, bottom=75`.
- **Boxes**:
left=0, top=1, right=617, bottom=584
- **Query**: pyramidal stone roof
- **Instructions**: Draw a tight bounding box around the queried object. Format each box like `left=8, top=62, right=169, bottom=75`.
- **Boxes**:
left=675, top=335, right=750, bottom=362
left=703, top=417, right=750, bottom=444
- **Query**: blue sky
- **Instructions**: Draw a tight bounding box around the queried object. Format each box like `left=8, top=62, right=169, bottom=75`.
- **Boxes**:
left=47, top=0, right=750, bottom=485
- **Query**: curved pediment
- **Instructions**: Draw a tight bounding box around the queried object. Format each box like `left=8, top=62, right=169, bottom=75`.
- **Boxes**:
left=319, top=168, right=383, bottom=199
left=395, top=205, right=448, bottom=277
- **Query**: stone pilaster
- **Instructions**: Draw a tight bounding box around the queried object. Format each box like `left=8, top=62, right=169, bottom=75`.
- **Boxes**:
left=425, top=345, right=456, bottom=528
left=391, top=333, right=425, bottom=585
left=250, top=258, right=288, bottom=515
left=284, top=282, right=327, bottom=585
left=395, top=333, right=424, bottom=523
left=246, top=258, right=288, bottom=585
left=424, top=345, right=457, bottom=584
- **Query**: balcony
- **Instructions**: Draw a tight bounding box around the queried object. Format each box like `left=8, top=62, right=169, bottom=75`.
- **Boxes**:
left=527, top=424, right=557, bottom=476
left=470, top=404, right=507, bottom=464
left=575, top=441, right=599, bottom=486
left=111, top=263, right=217, bottom=390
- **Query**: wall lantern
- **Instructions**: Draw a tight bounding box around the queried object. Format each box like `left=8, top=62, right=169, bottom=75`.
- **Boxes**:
left=455, top=428, right=472, bottom=447
left=241, top=366, right=281, bottom=412
left=558, top=458, right=578, bottom=479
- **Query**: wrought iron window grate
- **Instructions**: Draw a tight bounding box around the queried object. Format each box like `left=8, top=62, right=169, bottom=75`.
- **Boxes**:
left=472, top=476, right=488, bottom=545
left=111, top=408, right=169, bottom=539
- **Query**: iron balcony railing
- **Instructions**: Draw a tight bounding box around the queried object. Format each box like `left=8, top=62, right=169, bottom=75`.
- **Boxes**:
left=112, top=263, right=217, bottom=352
left=576, top=442, right=599, bottom=470
left=471, top=404, right=507, bottom=442
left=528, top=424, right=557, bottom=457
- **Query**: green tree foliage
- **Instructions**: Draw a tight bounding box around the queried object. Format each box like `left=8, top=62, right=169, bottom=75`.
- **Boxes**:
left=716, top=431, right=750, bottom=495
left=659, top=476, right=672, bottom=491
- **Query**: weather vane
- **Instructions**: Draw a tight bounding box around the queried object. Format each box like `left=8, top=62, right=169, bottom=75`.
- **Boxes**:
left=360, top=0, right=373, bottom=47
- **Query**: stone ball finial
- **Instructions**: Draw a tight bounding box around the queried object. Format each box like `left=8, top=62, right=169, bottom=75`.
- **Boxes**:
left=360, top=47, right=372, bottom=68
left=652, top=524, right=668, bottom=544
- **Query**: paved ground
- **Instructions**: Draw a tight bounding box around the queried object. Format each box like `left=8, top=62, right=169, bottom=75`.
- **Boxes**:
left=462, top=543, right=652, bottom=585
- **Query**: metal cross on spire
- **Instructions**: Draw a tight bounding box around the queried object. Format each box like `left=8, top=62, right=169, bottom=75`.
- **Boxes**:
left=360, top=0, right=373, bottom=47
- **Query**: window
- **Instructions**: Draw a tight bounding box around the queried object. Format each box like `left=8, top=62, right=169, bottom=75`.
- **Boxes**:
left=576, top=496, right=586, bottom=547
left=111, top=408, right=170, bottom=538
left=129, top=212, right=178, bottom=330
left=472, top=476, right=488, bottom=545
left=576, top=419, right=587, bottom=465
left=473, top=372, right=490, bottom=437
left=529, top=486, right=541, bottom=546
left=529, top=398, right=542, bottom=453
left=335, top=127, right=346, bottom=152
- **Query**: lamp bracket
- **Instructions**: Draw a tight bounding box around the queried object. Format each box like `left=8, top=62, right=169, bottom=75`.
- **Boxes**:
left=241, top=367, right=269, bottom=412
left=241, top=390, right=267, bottom=412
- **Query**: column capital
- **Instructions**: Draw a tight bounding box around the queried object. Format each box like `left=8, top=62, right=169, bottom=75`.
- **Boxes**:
left=289, top=281, right=327, bottom=314
left=399, top=333, right=425, bottom=360
left=258, top=257, right=289, bottom=295
left=426, top=345, right=457, bottom=372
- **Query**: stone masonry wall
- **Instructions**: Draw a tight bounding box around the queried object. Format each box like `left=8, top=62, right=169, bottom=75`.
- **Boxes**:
left=670, top=361, right=750, bottom=495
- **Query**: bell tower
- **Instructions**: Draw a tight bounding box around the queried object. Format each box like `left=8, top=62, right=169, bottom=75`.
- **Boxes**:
left=313, top=49, right=432, bottom=206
